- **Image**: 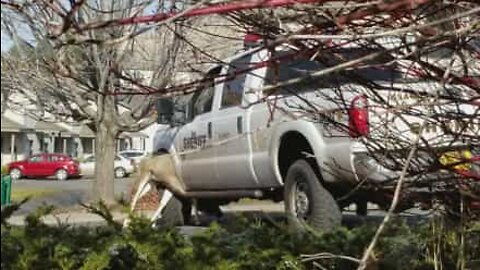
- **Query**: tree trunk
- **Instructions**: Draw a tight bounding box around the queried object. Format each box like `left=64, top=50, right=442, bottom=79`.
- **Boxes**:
left=91, top=96, right=118, bottom=204
left=91, top=122, right=117, bottom=204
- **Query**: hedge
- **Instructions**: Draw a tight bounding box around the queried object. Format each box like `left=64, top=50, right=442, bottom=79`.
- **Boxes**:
left=1, top=203, right=479, bottom=270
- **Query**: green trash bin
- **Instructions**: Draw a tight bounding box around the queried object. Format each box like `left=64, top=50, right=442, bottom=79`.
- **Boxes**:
left=1, top=175, right=12, bottom=206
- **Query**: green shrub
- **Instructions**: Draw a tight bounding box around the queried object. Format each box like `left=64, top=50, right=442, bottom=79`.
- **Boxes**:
left=1, top=165, right=7, bottom=175
left=1, top=203, right=479, bottom=270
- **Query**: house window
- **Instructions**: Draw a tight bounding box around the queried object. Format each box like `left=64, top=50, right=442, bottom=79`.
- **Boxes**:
left=0, top=135, right=8, bottom=154
left=81, top=138, right=94, bottom=154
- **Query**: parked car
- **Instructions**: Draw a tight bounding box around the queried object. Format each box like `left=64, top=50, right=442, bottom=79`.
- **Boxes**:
left=118, top=150, right=148, bottom=166
left=80, top=154, right=134, bottom=178
left=8, top=153, right=81, bottom=181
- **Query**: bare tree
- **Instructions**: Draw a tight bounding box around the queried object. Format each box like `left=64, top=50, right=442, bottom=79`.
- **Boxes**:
left=1, top=0, right=187, bottom=204
left=2, top=1, right=479, bottom=268
left=2, top=0, right=478, bottom=222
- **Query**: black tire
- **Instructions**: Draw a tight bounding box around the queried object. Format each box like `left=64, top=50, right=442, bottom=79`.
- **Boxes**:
left=181, top=198, right=193, bottom=225
left=198, top=199, right=223, bottom=218
left=356, top=201, right=368, bottom=216
left=153, top=189, right=185, bottom=228
left=284, top=159, right=341, bottom=231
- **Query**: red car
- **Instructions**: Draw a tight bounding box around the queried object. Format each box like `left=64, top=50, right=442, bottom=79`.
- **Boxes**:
left=8, top=153, right=81, bottom=181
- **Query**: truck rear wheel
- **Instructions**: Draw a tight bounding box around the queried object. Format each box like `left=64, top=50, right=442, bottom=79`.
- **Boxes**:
left=284, top=159, right=341, bottom=231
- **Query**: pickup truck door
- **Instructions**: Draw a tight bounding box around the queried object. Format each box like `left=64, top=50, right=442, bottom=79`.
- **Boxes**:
left=174, top=76, right=217, bottom=190
left=209, top=53, right=259, bottom=189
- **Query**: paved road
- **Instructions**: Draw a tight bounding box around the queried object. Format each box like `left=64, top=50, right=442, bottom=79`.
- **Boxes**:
left=10, top=177, right=134, bottom=215
left=9, top=177, right=431, bottom=229
left=12, top=177, right=133, bottom=192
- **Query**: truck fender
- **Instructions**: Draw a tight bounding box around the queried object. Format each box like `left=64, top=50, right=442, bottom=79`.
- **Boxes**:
left=269, top=121, right=333, bottom=186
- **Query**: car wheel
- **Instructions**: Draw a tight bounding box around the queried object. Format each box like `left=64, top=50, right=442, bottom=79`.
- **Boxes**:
left=115, top=167, right=127, bottom=178
left=9, top=168, right=22, bottom=181
left=56, top=169, right=68, bottom=181
left=284, top=159, right=341, bottom=231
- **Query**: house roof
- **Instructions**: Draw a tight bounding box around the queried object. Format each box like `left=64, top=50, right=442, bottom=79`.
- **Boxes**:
left=34, top=121, right=69, bottom=133
left=1, top=116, right=25, bottom=132
left=78, top=125, right=96, bottom=138
left=76, top=125, right=148, bottom=138
left=120, top=131, right=148, bottom=138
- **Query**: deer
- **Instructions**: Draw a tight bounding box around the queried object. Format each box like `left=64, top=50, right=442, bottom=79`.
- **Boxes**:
left=125, top=154, right=200, bottom=227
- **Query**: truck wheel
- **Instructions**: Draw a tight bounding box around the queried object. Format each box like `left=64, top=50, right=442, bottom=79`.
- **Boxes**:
left=284, top=159, right=341, bottom=231
left=153, top=189, right=185, bottom=228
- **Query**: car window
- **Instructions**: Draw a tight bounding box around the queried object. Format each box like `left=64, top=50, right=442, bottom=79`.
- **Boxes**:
left=48, top=155, right=62, bottom=162
left=122, top=152, right=142, bottom=158
left=115, top=156, right=121, bottom=161
left=29, top=155, right=43, bottom=162
left=221, top=54, right=252, bottom=108
left=84, top=156, right=95, bottom=163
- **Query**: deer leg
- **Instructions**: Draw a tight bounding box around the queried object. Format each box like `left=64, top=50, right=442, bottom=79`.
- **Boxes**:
left=124, top=172, right=153, bottom=228
left=151, top=189, right=173, bottom=227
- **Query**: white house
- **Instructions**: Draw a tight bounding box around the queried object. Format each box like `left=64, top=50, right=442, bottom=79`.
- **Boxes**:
left=1, top=109, right=148, bottom=165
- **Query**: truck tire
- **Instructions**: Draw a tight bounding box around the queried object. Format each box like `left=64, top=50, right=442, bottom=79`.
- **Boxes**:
left=153, top=189, right=185, bottom=228
left=284, top=159, right=341, bottom=231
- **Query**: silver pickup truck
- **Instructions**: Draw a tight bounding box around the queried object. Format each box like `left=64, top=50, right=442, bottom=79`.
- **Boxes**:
left=152, top=44, right=479, bottom=229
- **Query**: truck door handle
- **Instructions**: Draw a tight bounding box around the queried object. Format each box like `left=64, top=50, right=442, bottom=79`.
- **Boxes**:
left=207, top=122, right=212, bottom=138
left=237, top=116, right=243, bottom=134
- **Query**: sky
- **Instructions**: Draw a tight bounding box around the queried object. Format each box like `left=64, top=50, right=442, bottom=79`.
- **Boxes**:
left=1, top=1, right=166, bottom=53
left=1, top=23, right=35, bottom=53
left=1, top=33, right=13, bottom=52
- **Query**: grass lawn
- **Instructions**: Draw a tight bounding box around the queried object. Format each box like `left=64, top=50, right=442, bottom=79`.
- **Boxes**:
left=11, top=188, right=59, bottom=201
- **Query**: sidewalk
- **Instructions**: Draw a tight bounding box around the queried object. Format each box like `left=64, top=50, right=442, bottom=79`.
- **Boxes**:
left=5, top=202, right=283, bottom=227
left=7, top=211, right=128, bottom=227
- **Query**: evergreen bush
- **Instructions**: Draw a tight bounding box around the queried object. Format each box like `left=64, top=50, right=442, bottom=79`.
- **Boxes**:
left=1, top=202, right=479, bottom=270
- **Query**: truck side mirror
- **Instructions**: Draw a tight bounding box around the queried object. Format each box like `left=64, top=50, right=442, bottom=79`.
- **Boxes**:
left=156, top=98, right=174, bottom=125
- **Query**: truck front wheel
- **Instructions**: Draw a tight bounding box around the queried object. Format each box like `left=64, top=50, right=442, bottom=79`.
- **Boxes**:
left=284, top=159, right=341, bottom=231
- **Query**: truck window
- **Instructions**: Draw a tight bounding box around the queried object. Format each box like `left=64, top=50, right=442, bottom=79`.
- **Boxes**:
left=189, top=67, right=221, bottom=119
left=265, top=56, right=331, bottom=95
left=192, top=84, right=214, bottom=117
left=265, top=49, right=401, bottom=95
left=221, top=54, right=252, bottom=108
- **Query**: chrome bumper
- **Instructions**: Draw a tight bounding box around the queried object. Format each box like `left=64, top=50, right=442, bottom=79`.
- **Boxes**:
left=351, top=153, right=400, bottom=183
